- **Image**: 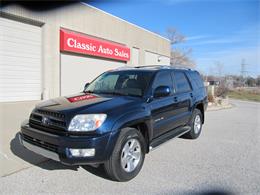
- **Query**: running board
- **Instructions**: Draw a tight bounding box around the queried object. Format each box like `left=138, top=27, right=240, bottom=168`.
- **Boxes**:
left=149, top=126, right=191, bottom=151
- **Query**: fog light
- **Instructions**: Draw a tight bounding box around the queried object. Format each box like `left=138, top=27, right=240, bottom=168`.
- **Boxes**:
left=68, top=148, right=95, bottom=157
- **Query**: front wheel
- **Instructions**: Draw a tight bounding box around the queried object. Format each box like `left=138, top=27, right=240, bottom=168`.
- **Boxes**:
left=104, top=127, right=145, bottom=182
left=183, top=108, right=203, bottom=139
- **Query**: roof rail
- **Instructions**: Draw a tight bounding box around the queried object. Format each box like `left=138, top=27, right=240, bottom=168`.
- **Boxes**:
left=113, top=65, right=195, bottom=71
left=170, top=65, right=194, bottom=71
left=134, top=65, right=171, bottom=69
left=115, top=66, right=133, bottom=69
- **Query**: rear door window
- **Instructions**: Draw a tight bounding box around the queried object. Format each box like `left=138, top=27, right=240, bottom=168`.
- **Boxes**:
left=173, top=71, right=192, bottom=93
left=187, top=71, right=204, bottom=89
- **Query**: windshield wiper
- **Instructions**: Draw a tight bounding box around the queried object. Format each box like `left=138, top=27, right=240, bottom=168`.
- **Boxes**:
left=98, top=91, right=128, bottom=96
left=84, top=90, right=94, bottom=93
left=98, top=91, right=142, bottom=97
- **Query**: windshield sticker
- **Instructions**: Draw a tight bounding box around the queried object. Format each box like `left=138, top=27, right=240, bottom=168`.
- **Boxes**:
left=67, top=94, right=97, bottom=103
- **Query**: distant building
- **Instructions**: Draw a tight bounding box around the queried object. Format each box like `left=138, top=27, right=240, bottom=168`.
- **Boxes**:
left=208, top=80, right=220, bottom=86
left=225, top=76, right=234, bottom=89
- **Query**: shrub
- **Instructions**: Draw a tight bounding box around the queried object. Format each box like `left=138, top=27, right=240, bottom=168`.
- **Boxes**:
left=215, top=84, right=229, bottom=98
left=208, top=94, right=215, bottom=102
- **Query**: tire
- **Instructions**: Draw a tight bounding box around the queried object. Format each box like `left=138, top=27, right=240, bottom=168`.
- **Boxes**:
left=183, top=108, right=203, bottom=139
left=104, top=127, right=146, bottom=182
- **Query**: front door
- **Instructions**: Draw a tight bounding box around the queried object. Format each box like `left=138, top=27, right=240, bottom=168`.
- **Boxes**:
left=150, top=71, right=178, bottom=138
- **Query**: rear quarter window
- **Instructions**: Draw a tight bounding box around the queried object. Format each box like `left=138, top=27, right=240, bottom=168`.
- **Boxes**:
left=188, top=71, right=204, bottom=89
left=173, top=71, right=192, bottom=93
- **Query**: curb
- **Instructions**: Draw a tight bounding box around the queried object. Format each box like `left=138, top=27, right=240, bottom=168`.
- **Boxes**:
left=206, top=104, right=234, bottom=112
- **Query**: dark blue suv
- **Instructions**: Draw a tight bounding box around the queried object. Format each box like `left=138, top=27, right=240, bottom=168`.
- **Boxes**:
left=20, top=65, right=207, bottom=181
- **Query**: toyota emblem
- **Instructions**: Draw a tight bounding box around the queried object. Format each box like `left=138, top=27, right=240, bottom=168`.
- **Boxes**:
left=42, top=116, right=50, bottom=126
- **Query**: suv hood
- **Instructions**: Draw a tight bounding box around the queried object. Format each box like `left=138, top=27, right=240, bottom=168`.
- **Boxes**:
left=35, top=92, right=141, bottom=115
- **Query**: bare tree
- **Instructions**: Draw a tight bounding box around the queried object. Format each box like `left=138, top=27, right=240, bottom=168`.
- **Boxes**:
left=166, top=27, right=185, bottom=45
left=166, top=27, right=195, bottom=68
left=208, top=61, right=224, bottom=82
left=170, top=48, right=195, bottom=68
left=214, top=61, right=224, bottom=77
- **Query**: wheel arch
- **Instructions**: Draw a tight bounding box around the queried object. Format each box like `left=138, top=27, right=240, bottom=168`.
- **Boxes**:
left=128, top=122, right=151, bottom=154
left=194, top=102, right=204, bottom=124
left=118, top=119, right=152, bottom=154
left=107, top=110, right=152, bottom=157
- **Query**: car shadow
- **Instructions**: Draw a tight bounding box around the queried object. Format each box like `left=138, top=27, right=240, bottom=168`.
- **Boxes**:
left=81, top=164, right=112, bottom=181
left=10, top=133, right=78, bottom=171
left=10, top=133, right=111, bottom=180
left=166, top=189, right=235, bottom=195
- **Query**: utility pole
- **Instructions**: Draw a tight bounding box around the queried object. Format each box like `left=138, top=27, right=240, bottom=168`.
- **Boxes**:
left=240, top=59, right=247, bottom=78
left=240, top=59, right=248, bottom=87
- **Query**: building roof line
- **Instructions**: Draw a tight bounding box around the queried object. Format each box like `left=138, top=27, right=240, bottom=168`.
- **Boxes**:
left=81, top=2, right=171, bottom=43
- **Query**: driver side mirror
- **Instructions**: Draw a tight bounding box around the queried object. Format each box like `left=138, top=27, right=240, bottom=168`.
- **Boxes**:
left=84, top=83, right=90, bottom=92
left=154, top=86, right=171, bottom=98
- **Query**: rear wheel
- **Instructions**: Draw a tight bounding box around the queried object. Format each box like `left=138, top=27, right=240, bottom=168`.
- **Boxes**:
left=183, top=108, right=203, bottom=139
left=104, top=127, right=145, bottom=182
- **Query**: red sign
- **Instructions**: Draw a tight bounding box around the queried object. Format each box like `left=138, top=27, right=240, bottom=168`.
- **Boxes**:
left=67, top=94, right=97, bottom=103
left=60, top=29, right=130, bottom=61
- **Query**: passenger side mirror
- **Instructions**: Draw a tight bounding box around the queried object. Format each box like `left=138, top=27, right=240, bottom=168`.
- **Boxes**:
left=84, top=83, right=90, bottom=92
left=154, top=86, right=171, bottom=98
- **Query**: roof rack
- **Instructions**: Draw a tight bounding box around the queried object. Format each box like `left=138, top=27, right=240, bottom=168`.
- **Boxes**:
left=114, top=65, right=195, bottom=71
left=170, top=65, right=194, bottom=71
left=134, top=65, right=171, bottom=69
left=115, top=66, right=134, bottom=69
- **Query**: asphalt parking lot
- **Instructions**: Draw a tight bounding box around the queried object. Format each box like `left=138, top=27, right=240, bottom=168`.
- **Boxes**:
left=0, top=99, right=259, bottom=195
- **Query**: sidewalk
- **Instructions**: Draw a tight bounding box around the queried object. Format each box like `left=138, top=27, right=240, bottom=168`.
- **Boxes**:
left=206, top=101, right=233, bottom=111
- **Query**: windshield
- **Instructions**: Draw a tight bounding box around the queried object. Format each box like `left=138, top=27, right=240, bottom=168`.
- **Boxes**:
left=85, top=70, right=154, bottom=97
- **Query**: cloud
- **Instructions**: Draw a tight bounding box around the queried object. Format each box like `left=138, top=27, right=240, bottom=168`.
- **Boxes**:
left=189, top=37, right=242, bottom=46
left=186, top=24, right=259, bottom=76
left=186, top=24, right=259, bottom=46
left=195, top=46, right=260, bottom=76
left=162, top=0, right=260, bottom=4
left=186, top=35, right=209, bottom=41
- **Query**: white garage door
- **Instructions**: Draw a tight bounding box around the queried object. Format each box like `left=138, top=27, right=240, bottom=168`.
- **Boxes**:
left=145, top=51, right=170, bottom=65
left=0, top=17, right=42, bottom=102
left=61, top=54, right=125, bottom=96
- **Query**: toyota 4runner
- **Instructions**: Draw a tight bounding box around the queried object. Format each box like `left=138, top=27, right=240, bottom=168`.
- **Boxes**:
left=20, top=65, right=207, bottom=181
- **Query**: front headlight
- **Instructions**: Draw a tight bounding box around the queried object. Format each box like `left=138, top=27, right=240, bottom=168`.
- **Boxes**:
left=68, top=114, right=107, bottom=132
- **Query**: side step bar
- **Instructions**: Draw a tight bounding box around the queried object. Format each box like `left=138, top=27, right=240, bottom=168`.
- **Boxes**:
left=149, top=126, right=191, bottom=151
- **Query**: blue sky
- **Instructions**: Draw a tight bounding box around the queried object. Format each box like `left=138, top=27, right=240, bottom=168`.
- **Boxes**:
left=88, top=0, right=260, bottom=77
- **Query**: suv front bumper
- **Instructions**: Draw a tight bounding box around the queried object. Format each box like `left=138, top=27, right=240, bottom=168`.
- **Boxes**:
left=20, top=122, right=112, bottom=165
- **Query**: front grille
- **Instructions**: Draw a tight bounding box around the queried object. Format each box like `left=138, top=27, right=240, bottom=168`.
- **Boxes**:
left=29, top=121, right=68, bottom=135
left=36, top=109, right=65, bottom=119
left=22, top=134, right=58, bottom=152
left=29, top=109, right=67, bottom=135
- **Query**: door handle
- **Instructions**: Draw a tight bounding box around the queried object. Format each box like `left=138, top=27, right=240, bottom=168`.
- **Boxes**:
left=174, top=97, right=178, bottom=102
left=190, top=93, right=193, bottom=98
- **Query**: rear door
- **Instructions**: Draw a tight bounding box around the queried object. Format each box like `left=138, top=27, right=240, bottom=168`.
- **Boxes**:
left=171, top=71, right=193, bottom=127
